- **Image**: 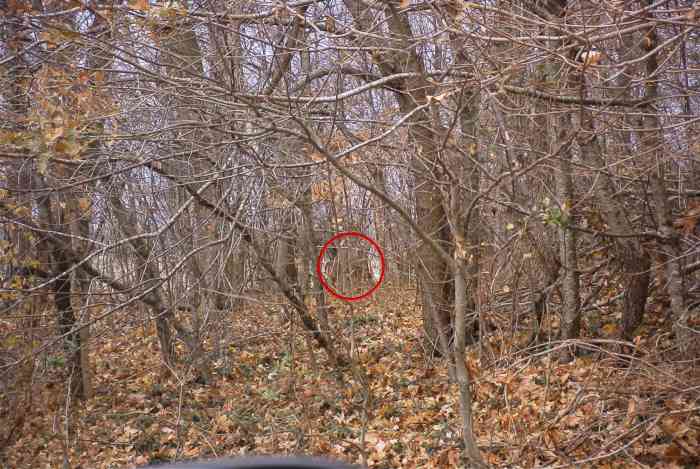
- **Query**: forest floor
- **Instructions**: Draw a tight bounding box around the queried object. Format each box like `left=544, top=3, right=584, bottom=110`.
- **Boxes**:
left=5, top=286, right=700, bottom=469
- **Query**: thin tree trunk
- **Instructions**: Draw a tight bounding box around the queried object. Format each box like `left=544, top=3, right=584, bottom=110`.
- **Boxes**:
left=450, top=65, right=485, bottom=466
left=175, top=177, right=348, bottom=367
left=300, top=188, right=333, bottom=337
left=576, top=76, right=651, bottom=341
left=556, top=119, right=581, bottom=362
left=75, top=215, right=94, bottom=399
left=339, top=0, right=456, bottom=355
left=454, top=253, right=485, bottom=467
left=640, top=0, right=690, bottom=352
left=536, top=0, right=581, bottom=361
left=109, top=192, right=177, bottom=367
left=1, top=7, right=42, bottom=428
left=275, top=212, right=299, bottom=294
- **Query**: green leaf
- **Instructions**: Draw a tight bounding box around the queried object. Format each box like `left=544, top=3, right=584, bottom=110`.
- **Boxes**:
left=261, top=388, right=279, bottom=401
left=48, top=356, right=65, bottom=368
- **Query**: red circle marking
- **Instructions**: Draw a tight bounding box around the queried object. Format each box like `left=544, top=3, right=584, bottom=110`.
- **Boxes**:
left=316, top=231, right=385, bottom=302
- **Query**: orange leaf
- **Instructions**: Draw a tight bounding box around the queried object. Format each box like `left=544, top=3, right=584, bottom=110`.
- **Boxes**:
left=78, top=197, right=91, bottom=213
left=130, top=0, right=149, bottom=11
left=674, top=204, right=700, bottom=235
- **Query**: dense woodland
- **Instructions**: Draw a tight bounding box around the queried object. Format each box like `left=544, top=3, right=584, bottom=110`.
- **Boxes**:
left=1, top=0, right=699, bottom=467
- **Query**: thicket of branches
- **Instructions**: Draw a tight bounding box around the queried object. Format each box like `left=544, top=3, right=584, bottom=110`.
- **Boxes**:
left=1, top=0, right=699, bottom=466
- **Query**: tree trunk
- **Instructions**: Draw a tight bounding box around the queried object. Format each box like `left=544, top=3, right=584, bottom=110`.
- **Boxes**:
left=454, top=253, right=485, bottom=467
left=555, top=120, right=581, bottom=362
left=576, top=77, right=651, bottom=341
left=534, top=0, right=581, bottom=361
left=74, top=214, right=94, bottom=399
left=54, top=249, right=84, bottom=398
left=300, top=188, right=333, bottom=337
left=276, top=213, right=299, bottom=294
left=109, top=192, right=176, bottom=367
left=35, top=183, right=85, bottom=398
left=639, top=1, right=690, bottom=353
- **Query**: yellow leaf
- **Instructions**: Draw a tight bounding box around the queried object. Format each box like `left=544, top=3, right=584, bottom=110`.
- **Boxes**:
left=0, top=131, right=18, bottom=145
left=213, top=414, right=232, bottom=432
left=37, top=153, right=49, bottom=175
left=58, top=30, right=81, bottom=40
left=44, top=126, right=64, bottom=143
left=311, top=181, right=330, bottom=202
left=3, top=335, right=18, bottom=348
left=506, top=223, right=515, bottom=230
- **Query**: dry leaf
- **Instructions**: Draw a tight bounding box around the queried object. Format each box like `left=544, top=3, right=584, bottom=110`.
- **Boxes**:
left=44, top=126, right=64, bottom=143
left=130, top=0, right=150, bottom=11
left=325, top=15, right=336, bottom=33
left=78, top=197, right=91, bottom=212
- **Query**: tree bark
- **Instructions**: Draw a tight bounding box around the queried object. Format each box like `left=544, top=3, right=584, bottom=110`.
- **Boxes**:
left=533, top=0, right=581, bottom=361
left=109, top=191, right=176, bottom=367
left=34, top=180, right=84, bottom=398
left=576, top=78, right=651, bottom=341
left=639, top=1, right=690, bottom=353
